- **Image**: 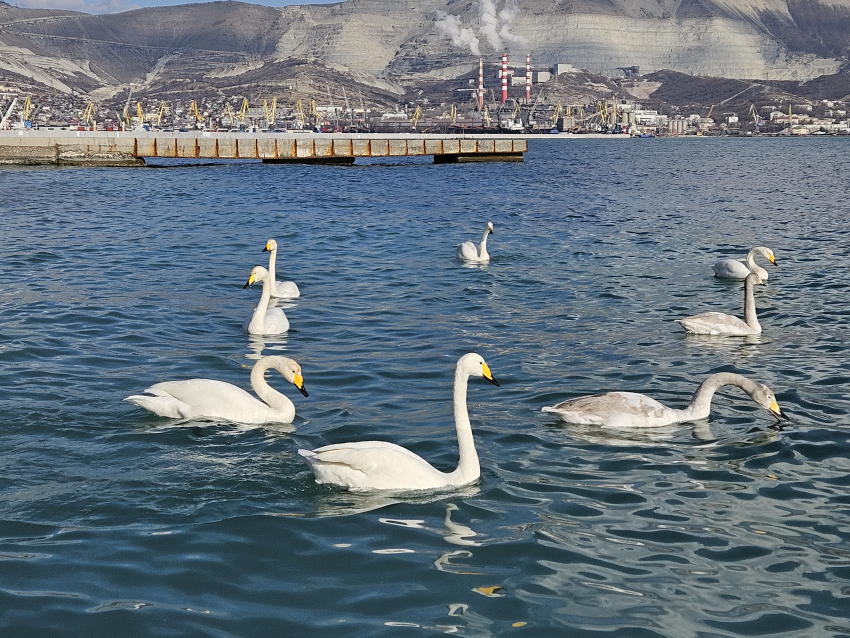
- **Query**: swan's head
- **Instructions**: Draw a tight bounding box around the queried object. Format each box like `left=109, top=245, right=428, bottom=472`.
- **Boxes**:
left=745, top=273, right=765, bottom=287
left=749, top=383, right=788, bottom=421
left=263, top=239, right=278, bottom=253
left=486, top=222, right=494, bottom=235
left=755, top=246, right=776, bottom=265
left=271, top=356, right=308, bottom=397
left=243, top=265, right=270, bottom=289
left=459, top=352, right=500, bottom=387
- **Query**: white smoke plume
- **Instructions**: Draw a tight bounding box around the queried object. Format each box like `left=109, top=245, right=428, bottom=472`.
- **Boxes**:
left=435, top=11, right=481, bottom=56
left=477, top=0, right=526, bottom=51
left=498, top=0, right=528, bottom=49
left=478, top=0, right=503, bottom=50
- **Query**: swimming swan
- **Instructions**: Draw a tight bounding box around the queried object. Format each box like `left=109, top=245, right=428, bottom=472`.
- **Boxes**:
left=242, top=266, right=290, bottom=335
left=263, top=239, right=300, bottom=299
left=298, top=353, right=500, bottom=491
left=541, top=372, right=787, bottom=427
left=125, top=355, right=308, bottom=424
left=679, top=272, right=763, bottom=336
left=456, top=222, right=494, bottom=263
left=712, top=246, right=776, bottom=280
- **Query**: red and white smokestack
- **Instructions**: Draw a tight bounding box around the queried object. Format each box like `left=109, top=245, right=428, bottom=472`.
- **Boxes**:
left=478, top=58, right=484, bottom=111
left=525, top=53, right=531, bottom=102
left=501, top=52, right=508, bottom=104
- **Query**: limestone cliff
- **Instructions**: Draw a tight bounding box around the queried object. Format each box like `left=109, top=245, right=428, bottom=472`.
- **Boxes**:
left=0, top=0, right=848, bottom=101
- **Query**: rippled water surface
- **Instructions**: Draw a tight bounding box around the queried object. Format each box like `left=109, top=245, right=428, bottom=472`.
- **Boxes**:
left=1, top=138, right=849, bottom=636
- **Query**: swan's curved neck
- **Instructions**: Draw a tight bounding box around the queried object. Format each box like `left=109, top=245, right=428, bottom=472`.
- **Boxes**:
left=250, top=359, right=295, bottom=419
left=745, top=250, right=768, bottom=278
left=743, top=277, right=760, bottom=331
left=478, top=229, right=490, bottom=259
left=267, top=248, right=278, bottom=294
left=679, top=372, right=760, bottom=421
left=249, top=276, right=273, bottom=333
left=449, top=367, right=479, bottom=484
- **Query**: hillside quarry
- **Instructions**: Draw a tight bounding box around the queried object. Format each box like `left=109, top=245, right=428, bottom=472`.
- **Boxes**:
left=1, top=0, right=849, bottom=116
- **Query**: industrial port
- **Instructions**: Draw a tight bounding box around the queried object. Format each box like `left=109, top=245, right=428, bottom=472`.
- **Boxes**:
left=2, top=52, right=848, bottom=138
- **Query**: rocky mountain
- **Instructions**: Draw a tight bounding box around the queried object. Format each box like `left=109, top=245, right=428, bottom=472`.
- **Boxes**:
left=1, top=0, right=849, bottom=110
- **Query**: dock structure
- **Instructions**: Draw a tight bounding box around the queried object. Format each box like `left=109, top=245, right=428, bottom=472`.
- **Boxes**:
left=0, top=131, right=528, bottom=166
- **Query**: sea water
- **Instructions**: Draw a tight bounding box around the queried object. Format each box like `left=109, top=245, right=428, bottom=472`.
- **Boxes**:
left=0, top=138, right=848, bottom=636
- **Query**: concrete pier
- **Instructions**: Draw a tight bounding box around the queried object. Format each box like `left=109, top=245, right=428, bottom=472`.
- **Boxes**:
left=0, top=130, right=528, bottom=166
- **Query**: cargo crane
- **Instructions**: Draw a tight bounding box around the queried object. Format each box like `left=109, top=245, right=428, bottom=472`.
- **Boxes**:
left=0, top=97, right=17, bottom=130
left=189, top=100, right=204, bottom=128
left=222, top=103, right=235, bottom=128
left=122, top=87, right=133, bottom=130
left=549, top=101, right=563, bottom=129
left=22, top=95, right=32, bottom=126
left=748, top=104, right=760, bottom=132
left=81, top=101, right=97, bottom=129
left=295, top=99, right=307, bottom=129
left=358, top=91, right=366, bottom=128
left=341, top=86, right=351, bottom=123
left=309, top=100, right=321, bottom=129
left=154, top=101, right=167, bottom=128
left=238, top=98, right=249, bottom=126
left=262, top=97, right=277, bottom=128
left=410, top=105, right=422, bottom=128
left=136, top=102, right=145, bottom=130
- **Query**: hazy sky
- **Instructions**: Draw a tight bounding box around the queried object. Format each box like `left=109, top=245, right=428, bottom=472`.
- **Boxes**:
left=13, top=0, right=337, bottom=16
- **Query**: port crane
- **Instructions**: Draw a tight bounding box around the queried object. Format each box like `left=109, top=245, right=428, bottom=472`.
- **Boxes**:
left=262, top=97, right=277, bottom=128
left=0, top=97, right=17, bottom=130
left=189, top=100, right=205, bottom=128
left=238, top=98, right=249, bottom=125
left=154, top=101, right=167, bottom=127
left=410, top=105, right=422, bottom=128
left=81, top=101, right=97, bottom=129
left=549, top=101, right=563, bottom=128
left=295, top=99, right=307, bottom=129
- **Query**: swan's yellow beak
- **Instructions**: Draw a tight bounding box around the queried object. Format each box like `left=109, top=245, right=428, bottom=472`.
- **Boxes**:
left=263, top=241, right=272, bottom=252
left=769, top=254, right=777, bottom=265
left=482, top=363, right=500, bottom=387
left=243, top=272, right=256, bottom=289
left=293, top=373, right=308, bottom=397
left=768, top=398, right=788, bottom=421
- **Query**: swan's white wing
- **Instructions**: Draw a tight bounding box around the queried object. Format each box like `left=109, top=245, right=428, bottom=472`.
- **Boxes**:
left=679, top=312, right=753, bottom=336
left=456, top=241, right=481, bottom=261
left=272, top=280, right=300, bottom=299
left=244, top=306, right=289, bottom=335
left=542, top=392, right=676, bottom=427
left=263, top=307, right=290, bottom=334
left=712, top=259, right=750, bottom=279
left=299, top=441, right=449, bottom=491
left=125, top=379, right=270, bottom=422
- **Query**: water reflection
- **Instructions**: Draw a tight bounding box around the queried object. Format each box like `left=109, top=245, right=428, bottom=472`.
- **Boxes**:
left=545, top=420, right=715, bottom=446
left=306, top=485, right=481, bottom=518
left=380, top=503, right=481, bottom=547
left=244, top=335, right=290, bottom=361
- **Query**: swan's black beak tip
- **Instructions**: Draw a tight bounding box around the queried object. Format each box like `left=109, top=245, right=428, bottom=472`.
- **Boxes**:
left=262, top=247, right=269, bottom=252
left=299, top=385, right=309, bottom=398
left=487, top=376, right=500, bottom=387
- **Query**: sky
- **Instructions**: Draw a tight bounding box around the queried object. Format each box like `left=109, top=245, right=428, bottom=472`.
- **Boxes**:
left=11, top=0, right=338, bottom=15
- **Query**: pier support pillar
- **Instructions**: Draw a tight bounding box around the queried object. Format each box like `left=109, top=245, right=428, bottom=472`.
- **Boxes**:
left=434, top=152, right=524, bottom=164
left=262, top=157, right=355, bottom=165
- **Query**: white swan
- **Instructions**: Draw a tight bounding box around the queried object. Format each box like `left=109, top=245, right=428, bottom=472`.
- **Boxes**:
left=125, top=355, right=308, bottom=424
left=541, top=372, right=787, bottom=427
left=679, top=272, right=763, bottom=336
left=456, top=222, right=494, bottom=263
left=263, top=239, right=300, bottom=299
left=242, top=266, right=290, bottom=335
left=299, top=353, right=500, bottom=492
left=712, top=246, right=776, bottom=280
